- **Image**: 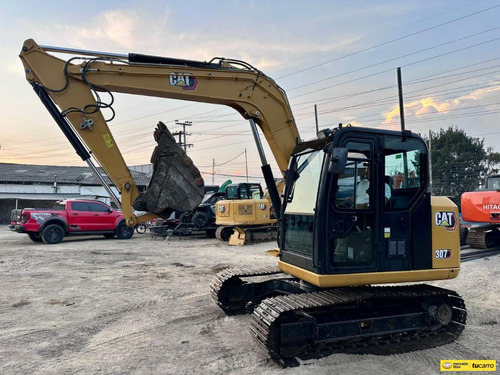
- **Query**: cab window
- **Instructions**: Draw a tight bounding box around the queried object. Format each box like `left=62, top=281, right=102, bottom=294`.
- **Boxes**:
left=89, top=202, right=110, bottom=212
left=226, top=186, right=238, bottom=199
left=335, top=142, right=372, bottom=210
left=384, top=137, right=426, bottom=211
left=71, top=202, right=90, bottom=211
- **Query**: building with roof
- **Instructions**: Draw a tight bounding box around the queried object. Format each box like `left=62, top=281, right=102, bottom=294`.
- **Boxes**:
left=0, top=163, right=150, bottom=224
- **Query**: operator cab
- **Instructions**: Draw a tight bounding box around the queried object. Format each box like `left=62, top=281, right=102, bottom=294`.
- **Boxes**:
left=280, top=126, right=431, bottom=280
left=486, top=175, right=500, bottom=190
left=225, top=182, right=264, bottom=200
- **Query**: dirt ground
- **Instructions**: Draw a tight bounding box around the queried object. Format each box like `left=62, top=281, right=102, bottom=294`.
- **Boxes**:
left=0, top=226, right=498, bottom=375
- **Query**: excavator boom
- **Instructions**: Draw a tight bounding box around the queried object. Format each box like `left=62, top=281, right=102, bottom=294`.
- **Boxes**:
left=20, top=39, right=299, bottom=225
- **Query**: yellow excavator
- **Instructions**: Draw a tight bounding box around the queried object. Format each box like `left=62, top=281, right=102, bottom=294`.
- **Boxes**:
left=20, top=39, right=466, bottom=362
left=215, top=181, right=279, bottom=245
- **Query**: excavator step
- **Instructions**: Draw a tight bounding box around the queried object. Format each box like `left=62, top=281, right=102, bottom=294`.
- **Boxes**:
left=133, top=121, right=204, bottom=217
left=250, top=284, right=467, bottom=362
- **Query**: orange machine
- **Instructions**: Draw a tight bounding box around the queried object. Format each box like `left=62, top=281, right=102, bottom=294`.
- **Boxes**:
left=461, top=174, right=500, bottom=248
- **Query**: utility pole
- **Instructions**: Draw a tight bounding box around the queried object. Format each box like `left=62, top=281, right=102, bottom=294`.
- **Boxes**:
left=245, top=148, right=249, bottom=183
left=173, top=120, right=193, bottom=153
left=429, top=129, right=433, bottom=195
left=314, top=104, right=319, bottom=134
left=212, top=158, right=215, bottom=186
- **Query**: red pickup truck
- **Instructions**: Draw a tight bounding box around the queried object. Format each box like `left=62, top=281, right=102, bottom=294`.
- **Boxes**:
left=11, top=199, right=134, bottom=244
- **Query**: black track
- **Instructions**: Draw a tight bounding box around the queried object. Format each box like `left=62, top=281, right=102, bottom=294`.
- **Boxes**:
left=251, top=285, right=466, bottom=362
left=211, top=268, right=467, bottom=363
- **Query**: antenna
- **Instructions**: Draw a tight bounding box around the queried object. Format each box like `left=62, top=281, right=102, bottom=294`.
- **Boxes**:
left=397, top=67, right=406, bottom=133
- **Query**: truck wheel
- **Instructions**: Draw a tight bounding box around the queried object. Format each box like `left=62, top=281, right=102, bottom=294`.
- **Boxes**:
left=28, top=232, right=43, bottom=242
left=179, top=212, right=193, bottom=224
left=116, top=222, right=134, bottom=239
left=192, top=212, right=209, bottom=230
left=135, top=223, right=147, bottom=234
left=41, top=224, right=65, bottom=244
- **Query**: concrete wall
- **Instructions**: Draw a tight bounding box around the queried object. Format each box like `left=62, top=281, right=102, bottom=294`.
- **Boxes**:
left=0, top=183, right=80, bottom=194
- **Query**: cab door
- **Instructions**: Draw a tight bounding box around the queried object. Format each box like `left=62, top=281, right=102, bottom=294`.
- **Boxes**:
left=327, top=137, right=379, bottom=272
left=88, top=202, right=116, bottom=231
left=68, top=201, right=93, bottom=231
left=380, top=135, right=430, bottom=272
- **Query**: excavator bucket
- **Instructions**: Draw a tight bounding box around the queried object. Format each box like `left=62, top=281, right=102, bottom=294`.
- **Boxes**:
left=133, top=121, right=204, bottom=218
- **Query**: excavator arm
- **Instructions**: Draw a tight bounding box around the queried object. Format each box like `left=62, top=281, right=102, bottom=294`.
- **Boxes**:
left=19, top=39, right=300, bottom=226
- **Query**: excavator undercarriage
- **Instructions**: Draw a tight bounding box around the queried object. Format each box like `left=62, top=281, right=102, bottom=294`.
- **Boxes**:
left=465, top=225, right=500, bottom=249
left=211, top=267, right=467, bottom=363
left=216, top=225, right=278, bottom=246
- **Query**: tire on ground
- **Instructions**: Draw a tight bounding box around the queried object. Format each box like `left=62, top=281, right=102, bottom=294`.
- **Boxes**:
left=41, top=224, right=65, bottom=244
left=192, top=212, right=209, bottom=230
left=116, top=222, right=134, bottom=239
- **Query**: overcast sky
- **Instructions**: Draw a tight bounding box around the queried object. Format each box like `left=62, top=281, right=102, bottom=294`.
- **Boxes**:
left=1, top=0, right=499, bottom=185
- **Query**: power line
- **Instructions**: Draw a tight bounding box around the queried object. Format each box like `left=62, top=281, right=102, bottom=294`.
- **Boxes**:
left=277, top=3, right=500, bottom=80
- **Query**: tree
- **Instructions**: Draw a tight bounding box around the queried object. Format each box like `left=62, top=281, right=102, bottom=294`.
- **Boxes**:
left=425, top=126, right=500, bottom=203
left=484, top=146, right=500, bottom=177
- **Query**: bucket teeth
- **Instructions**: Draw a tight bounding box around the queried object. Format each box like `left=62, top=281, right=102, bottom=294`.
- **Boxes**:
left=133, top=121, right=204, bottom=217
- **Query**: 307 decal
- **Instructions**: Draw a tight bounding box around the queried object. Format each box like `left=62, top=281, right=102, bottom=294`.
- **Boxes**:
left=435, top=249, right=452, bottom=259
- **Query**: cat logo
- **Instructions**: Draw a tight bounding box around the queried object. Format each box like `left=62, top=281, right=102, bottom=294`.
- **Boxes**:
left=434, top=211, right=457, bottom=231
left=169, top=73, right=198, bottom=90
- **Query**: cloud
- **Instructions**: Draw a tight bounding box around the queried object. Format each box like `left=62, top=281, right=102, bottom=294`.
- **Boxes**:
left=460, top=85, right=500, bottom=101
left=18, top=7, right=346, bottom=72
left=382, top=84, right=500, bottom=125
left=79, top=11, right=140, bottom=49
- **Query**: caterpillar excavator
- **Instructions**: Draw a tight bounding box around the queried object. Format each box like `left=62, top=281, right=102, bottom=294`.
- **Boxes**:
left=20, top=39, right=466, bottom=362
left=214, top=182, right=278, bottom=245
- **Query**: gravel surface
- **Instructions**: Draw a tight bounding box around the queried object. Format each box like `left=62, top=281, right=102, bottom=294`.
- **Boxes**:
left=0, top=227, right=498, bottom=375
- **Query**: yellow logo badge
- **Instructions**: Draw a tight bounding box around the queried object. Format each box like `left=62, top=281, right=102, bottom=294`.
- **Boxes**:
left=441, top=360, right=496, bottom=371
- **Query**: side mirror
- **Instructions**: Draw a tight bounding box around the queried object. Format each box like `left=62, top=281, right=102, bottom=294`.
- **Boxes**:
left=328, top=147, right=348, bottom=174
